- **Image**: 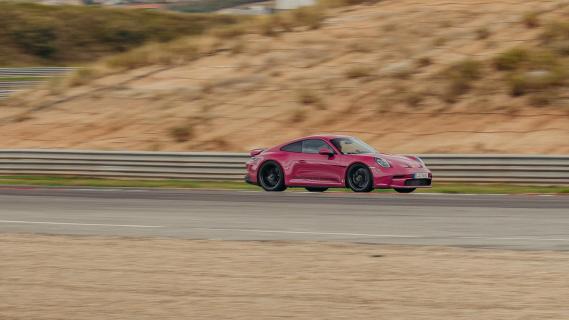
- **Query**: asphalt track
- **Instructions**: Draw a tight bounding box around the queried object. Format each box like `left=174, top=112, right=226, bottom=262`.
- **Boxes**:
left=0, top=187, right=568, bottom=250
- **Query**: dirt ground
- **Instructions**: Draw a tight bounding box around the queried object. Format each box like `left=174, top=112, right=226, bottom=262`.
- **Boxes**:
left=1, top=234, right=568, bottom=319
left=1, top=0, right=568, bottom=154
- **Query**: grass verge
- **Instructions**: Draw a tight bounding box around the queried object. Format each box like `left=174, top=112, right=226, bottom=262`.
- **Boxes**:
left=0, top=176, right=567, bottom=194
left=0, top=76, right=43, bottom=82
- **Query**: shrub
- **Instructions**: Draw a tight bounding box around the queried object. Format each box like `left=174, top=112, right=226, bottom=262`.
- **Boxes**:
left=442, top=59, right=483, bottom=102
left=433, top=37, right=447, bottom=47
left=345, top=66, right=371, bottom=79
left=508, top=69, right=565, bottom=96
left=541, top=21, right=569, bottom=55
left=318, top=0, right=380, bottom=9
left=105, top=48, right=152, bottom=70
left=67, top=68, right=98, bottom=87
left=291, top=109, right=306, bottom=122
left=11, top=19, right=58, bottom=59
left=230, top=40, right=247, bottom=54
left=494, top=48, right=530, bottom=71
left=169, top=125, right=193, bottom=142
left=476, top=27, right=491, bottom=40
left=494, top=47, right=566, bottom=96
left=449, top=59, right=482, bottom=81
left=522, top=11, right=540, bottom=28
left=417, top=56, right=432, bottom=68
left=290, top=7, right=325, bottom=30
left=104, top=39, right=200, bottom=70
left=297, top=89, right=320, bottom=105
left=171, top=0, right=267, bottom=13
left=405, top=92, right=423, bottom=107
left=348, top=41, right=374, bottom=53
left=0, top=2, right=243, bottom=65
left=259, top=17, right=278, bottom=37
left=210, top=24, right=249, bottom=39
left=528, top=92, right=553, bottom=107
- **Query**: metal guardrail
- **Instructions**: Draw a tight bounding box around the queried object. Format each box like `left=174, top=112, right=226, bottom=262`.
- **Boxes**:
left=0, top=67, right=75, bottom=77
left=0, top=150, right=567, bottom=184
left=0, top=81, right=42, bottom=89
left=0, top=67, right=76, bottom=99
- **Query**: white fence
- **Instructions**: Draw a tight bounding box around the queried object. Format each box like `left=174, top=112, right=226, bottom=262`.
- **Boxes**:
left=0, top=150, right=568, bottom=184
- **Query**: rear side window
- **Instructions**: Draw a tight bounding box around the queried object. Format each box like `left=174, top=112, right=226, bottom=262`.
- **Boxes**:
left=281, top=141, right=302, bottom=153
left=302, top=139, right=333, bottom=154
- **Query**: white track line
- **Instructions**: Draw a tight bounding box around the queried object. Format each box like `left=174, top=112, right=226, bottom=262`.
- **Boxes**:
left=1, top=221, right=567, bottom=242
left=458, top=236, right=569, bottom=242
left=0, top=220, right=162, bottom=228
left=195, top=228, right=569, bottom=242
left=194, top=228, right=422, bottom=238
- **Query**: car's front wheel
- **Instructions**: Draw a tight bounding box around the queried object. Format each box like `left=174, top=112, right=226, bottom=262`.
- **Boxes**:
left=305, top=187, right=328, bottom=192
left=258, top=161, right=287, bottom=192
left=394, top=188, right=416, bottom=193
left=346, top=164, right=374, bottom=192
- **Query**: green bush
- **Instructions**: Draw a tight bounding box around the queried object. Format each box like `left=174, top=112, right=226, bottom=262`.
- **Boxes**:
left=522, top=11, right=540, bottom=28
left=169, top=125, right=193, bottom=142
left=345, top=66, right=371, bottom=79
left=443, top=59, right=483, bottom=102
left=171, top=0, right=266, bottom=13
left=508, top=69, right=566, bottom=96
left=494, top=48, right=530, bottom=71
left=0, top=2, right=242, bottom=66
left=495, top=48, right=562, bottom=71
left=541, top=21, right=569, bottom=56
left=541, top=21, right=569, bottom=43
left=448, top=59, right=482, bottom=81
left=297, top=89, right=320, bottom=105
left=493, top=47, right=566, bottom=96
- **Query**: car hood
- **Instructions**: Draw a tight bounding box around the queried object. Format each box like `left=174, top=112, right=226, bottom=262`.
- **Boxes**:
left=352, top=153, right=424, bottom=169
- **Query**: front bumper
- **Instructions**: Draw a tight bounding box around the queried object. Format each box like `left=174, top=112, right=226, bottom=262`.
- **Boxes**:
left=245, top=174, right=257, bottom=185
left=374, top=172, right=433, bottom=189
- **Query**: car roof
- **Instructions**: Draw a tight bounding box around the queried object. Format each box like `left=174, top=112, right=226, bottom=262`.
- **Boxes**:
left=292, top=134, right=354, bottom=141
left=271, top=134, right=357, bottom=150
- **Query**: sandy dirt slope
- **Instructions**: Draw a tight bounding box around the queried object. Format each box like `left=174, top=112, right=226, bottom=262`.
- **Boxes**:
left=1, top=0, right=568, bottom=153
left=1, top=234, right=569, bottom=319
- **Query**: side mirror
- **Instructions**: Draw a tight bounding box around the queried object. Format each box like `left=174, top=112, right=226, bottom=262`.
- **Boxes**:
left=318, top=148, right=334, bottom=156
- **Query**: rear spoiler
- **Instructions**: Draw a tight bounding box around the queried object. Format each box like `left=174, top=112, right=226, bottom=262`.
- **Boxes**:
left=249, top=148, right=266, bottom=157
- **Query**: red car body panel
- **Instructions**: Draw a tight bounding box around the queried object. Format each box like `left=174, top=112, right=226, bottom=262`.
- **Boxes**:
left=246, top=135, right=432, bottom=189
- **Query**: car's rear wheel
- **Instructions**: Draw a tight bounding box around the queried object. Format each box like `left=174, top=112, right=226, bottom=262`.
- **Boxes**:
left=347, top=164, right=374, bottom=192
left=305, top=187, right=328, bottom=192
left=394, top=188, right=416, bottom=193
left=258, top=161, right=287, bottom=192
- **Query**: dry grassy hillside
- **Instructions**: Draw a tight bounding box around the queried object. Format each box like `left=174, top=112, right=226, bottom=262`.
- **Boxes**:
left=1, top=0, right=568, bottom=153
left=0, top=2, right=242, bottom=66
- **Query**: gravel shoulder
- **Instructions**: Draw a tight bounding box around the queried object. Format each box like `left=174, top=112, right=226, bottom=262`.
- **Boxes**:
left=1, top=234, right=568, bottom=319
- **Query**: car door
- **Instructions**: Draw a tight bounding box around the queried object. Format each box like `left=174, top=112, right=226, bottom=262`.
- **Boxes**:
left=294, top=139, right=344, bottom=186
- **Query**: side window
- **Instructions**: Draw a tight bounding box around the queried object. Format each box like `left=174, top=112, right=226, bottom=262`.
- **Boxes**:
left=280, top=141, right=302, bottom=153
left=302, top=139, right=333, bottom=154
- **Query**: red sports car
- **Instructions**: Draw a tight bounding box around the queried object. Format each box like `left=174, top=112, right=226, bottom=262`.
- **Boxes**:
left=245, top=135, right=432, bottom=193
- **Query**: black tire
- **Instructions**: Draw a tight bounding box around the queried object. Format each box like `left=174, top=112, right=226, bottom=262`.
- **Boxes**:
left=346, top=164, right=374, bottom=193
left=305, top=187, right=328, bottom=192
left=394, top=188, right=416, bottom=193
left=258, top=161, right=287, bottom=192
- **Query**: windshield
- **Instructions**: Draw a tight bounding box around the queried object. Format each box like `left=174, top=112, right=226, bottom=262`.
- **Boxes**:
left=331, top=137, right=377, bottom=155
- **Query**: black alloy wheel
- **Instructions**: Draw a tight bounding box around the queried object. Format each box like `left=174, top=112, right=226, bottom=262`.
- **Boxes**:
left=258, top=161, right=287, bottom=192
left=347, top=164, right=374, bottom=192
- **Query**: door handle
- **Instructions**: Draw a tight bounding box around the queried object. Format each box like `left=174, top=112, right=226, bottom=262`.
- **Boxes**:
left=298, top=160, right=306, bottom=163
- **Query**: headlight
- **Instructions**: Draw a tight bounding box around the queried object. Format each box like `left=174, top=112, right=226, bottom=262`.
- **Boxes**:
left=248, top=157, right=260, bottom=165
left=375, top=157, right=391, bottom=168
